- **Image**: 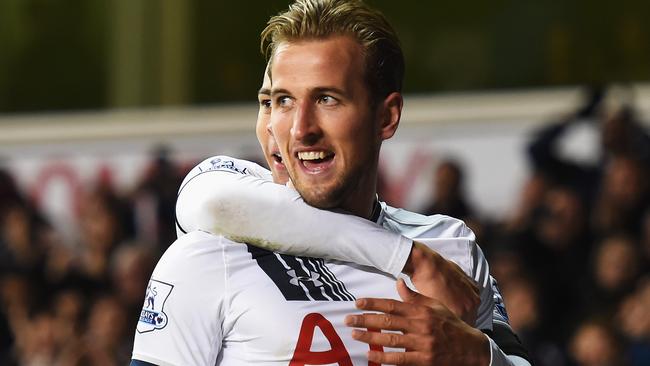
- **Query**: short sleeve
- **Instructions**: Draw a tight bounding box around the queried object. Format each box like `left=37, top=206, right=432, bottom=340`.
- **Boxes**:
left=131, top=231, right=228, bottom=366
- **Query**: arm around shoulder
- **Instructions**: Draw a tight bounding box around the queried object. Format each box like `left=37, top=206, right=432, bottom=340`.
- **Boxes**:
left=176, top=155, right=413, bottom=277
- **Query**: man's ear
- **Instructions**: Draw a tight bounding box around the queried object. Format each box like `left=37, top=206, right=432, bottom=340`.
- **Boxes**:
left=378, top=92, right=403, bottom=141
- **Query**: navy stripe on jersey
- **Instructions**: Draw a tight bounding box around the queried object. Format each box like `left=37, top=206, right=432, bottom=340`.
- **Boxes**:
left=280, top=255, right=328, bottom=301
left=247, top=245, right=310, bottom=300
left=246, top=245, right=353, bottom=301
left=299, top=257, right=343, bottom=301
left=313, top=258, right=355, bottom=301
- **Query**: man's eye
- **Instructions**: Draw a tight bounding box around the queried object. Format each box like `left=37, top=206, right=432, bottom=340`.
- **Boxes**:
left=277, top=96, right=294, bottom=108
left=318, top=95, right=338, bottom=105
left=259, top=99, right=271, bottom=109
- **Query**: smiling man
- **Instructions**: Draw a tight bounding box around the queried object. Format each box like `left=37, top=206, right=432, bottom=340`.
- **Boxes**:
left=269, top=38, right=390, bottom=219
left=266, top=0, right=529, bottom=364
left=130, top=1, right=530, bottom=365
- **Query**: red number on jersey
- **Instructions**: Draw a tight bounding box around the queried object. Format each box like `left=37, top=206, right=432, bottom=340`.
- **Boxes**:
left=290, top=313, right=384, bottom=366
left=290, top=313, right=352, bottom=366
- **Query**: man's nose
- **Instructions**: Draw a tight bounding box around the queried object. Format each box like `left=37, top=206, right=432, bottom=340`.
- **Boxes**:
left=291, top=100, right=322, bottom=145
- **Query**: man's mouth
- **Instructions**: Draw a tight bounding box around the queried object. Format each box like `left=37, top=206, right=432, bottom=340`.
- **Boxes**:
left=271, top=152, right=283, bottom=164
left=296, top=150, right=335, bottom=173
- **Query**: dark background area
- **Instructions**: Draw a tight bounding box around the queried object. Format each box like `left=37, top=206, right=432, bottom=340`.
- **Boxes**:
left=0, top=0, right=648, bottom=112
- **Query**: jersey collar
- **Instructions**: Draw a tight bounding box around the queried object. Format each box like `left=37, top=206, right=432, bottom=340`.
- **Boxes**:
left=370, top=196, right=382, bottom=223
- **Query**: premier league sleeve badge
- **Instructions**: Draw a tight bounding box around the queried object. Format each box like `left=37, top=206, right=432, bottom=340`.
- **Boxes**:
left=137, top=279, right=174, bottom=333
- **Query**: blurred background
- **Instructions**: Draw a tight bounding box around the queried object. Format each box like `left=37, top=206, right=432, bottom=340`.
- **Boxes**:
left=0, top=0, right=649, bottom=365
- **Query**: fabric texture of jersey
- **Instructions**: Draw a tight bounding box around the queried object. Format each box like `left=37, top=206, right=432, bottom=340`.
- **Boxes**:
left=132, top=155, right=524, bottom=366
left=175, top=156, right=413, bottom=278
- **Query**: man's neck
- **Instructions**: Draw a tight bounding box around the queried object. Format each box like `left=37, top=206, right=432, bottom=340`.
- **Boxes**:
left=339, top=184, right=377, bottom=220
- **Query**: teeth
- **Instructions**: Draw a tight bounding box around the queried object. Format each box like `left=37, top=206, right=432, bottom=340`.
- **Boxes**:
left=298, top=151, right=328, bottom=160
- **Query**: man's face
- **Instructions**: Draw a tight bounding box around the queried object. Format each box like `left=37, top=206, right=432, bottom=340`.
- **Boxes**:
left=256, top=71, right=289, bottom=184
left=269, top=36, right=385, bottom=212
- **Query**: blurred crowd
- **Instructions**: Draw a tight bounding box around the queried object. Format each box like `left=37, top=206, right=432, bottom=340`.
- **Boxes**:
left=0, top=148, right=183, bottom=365
left=413, top=89, right=650, bottom=366
left=0, top=88, right=648, bottom=365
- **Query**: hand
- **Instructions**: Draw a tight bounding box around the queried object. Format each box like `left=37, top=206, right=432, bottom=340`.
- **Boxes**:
left=345, top=279, right=490, bottom=366
left=402, top=241, right=480, bottom=325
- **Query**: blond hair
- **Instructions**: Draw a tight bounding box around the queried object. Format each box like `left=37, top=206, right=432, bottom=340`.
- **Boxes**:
left=261, top=0, right=404, bottom=102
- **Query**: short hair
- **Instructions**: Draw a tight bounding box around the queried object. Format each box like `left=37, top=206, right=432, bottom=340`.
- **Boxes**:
left=261, top=0, right=404, bottom=102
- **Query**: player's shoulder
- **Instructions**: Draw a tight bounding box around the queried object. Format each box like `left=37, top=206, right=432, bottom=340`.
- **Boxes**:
left=153, top=231, right=228, bottom=280
left=379, top=202, right=475, bottom=240
left=179, top=155, right=272, bottom=193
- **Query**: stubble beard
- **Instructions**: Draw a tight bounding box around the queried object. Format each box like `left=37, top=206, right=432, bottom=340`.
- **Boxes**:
left=290, top=161, right=368, bottom=211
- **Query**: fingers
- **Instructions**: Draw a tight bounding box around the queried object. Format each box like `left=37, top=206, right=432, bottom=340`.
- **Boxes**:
left=367, top=350, right=429, bottom=365
left=352, top=329, right=412, bottom=348
left=345, top=313, right=417, bottom=333
left=354, top=297, right=429, bottom=318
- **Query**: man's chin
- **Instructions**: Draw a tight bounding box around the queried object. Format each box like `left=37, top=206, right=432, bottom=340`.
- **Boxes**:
left=295, top=184, right=343, bottom=210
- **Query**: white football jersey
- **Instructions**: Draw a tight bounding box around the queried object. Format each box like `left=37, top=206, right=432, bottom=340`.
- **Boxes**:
left=132, top=214, right=500, bottom=366
left=132, top=156, right=513, bottom=366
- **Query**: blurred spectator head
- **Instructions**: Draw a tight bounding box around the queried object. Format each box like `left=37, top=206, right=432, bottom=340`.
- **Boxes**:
left=594, top=235, right=640, bottom=293
left=570, top=320, right=622, bottom=366
left=504, top=173, right=549, bottom=233
left=601, top=105, right=636, bottom=156
left=434, top=159, right=464, bottom=202
left=502, top=277, right=540, bottom=333
left=537, top=186, right=585, bottom=250
left=490, top=250, right=525, bottom=289
left=2, top=204, right=33, bottom=251
left=15, top=312, right=58, bottom=365
left=593, top=156, right=648, bottom=236
left=603, top=156, right=647, bottom=210
left=617, top=276, right=650, bottom=341
left=111, top=244, right=155, bottom=307
left=86, top=296, right=127, bottom=350
left=139, top=144, right=179, bottom=193
left=0, top=274, right=33, bottom=316
left=79, top=188, right=125, bottom=252
left=425, top=158, right=474, bottom=219
left=53, top=289, right=85, bottom=329
left=0, top=203, right=47, bottom=273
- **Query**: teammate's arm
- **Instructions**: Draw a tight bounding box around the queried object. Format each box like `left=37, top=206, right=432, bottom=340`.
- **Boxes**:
left=176, top=156, right=482, bottom=323
left=176, top=155, right=412, bottom=277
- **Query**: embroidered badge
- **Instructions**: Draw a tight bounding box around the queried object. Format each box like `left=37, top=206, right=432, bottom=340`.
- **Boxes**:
left=208, top=157, right=248, bottom=174
left=137, top=279, right=174, bottom=333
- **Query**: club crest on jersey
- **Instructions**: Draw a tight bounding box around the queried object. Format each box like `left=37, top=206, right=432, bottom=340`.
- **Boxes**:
left=137, top=279, right=174, bottom=333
